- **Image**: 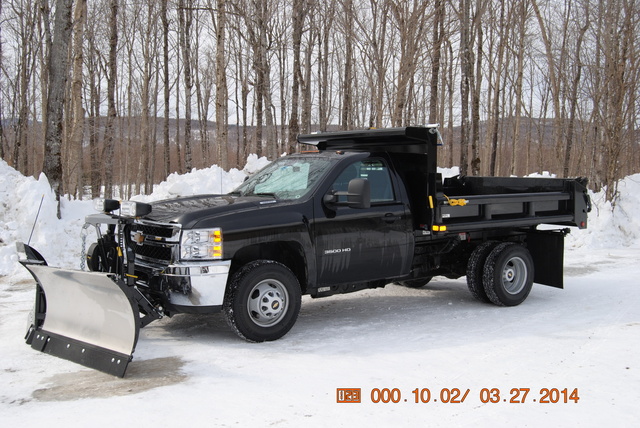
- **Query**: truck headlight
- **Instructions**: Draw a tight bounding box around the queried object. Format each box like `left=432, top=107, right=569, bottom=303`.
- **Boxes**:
left=180, top=228, right=223, bottom=260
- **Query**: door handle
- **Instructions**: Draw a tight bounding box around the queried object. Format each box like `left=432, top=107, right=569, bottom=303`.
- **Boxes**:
left=383, top=213, right=401, bottom=223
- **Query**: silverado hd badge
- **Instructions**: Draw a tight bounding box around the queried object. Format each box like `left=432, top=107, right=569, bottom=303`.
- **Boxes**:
left=323, top=248, right=352, bottom=255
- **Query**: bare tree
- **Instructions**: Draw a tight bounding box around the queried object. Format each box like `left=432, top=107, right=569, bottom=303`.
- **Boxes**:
left=84, top=2, right=103, bottom=198
left=161, top=0, right=170, bottom=177
left=316, top=1, right=335, bottom=132
left=428, top=0, right=444, bottom=124
left=340, top=0, right=355, bottom=130
left=469, top=0, right=486, bottom=176
left=0, top=0, right=4, bottom=160
left=458, top=0, right=472, bottom=175
left=7, top=0, right=41, bottom=175
left=531, top=0, right=563, bottom=159
left=102, top=0, right=118, bottom=199
left=179, top=0, right=194, bottom=171
left=563, top=3, right=589, bottom=178
left=216, top=0, right=229, bottom=169
left=288, top=0, right=305, bottom=153
left=389, top=0, right=429, bottom=127
left=43, top=0, right=73, bottom=216
left=510, top=0, right=529, bottom=177
left=66, top=0, right=86, bottom=199
left=488, top=0, right=507, bottom=176
left=598, top=0, right=636, bottom=201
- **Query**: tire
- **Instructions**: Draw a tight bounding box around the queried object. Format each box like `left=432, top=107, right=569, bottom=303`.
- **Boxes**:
left=395, top=277, right=433, bottom=288
left=87, top=239, right=119, bottom=273
left=482, top=242, right=534, bottom=307
left=466, top=241, right=499, bottom=303
left=224, top=260, right=302, bottom=342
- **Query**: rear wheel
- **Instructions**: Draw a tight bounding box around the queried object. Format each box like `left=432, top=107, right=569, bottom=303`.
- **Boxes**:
left=466, top=241, right=498, bottom=303
left=482, top=243, right=534, bottom=306
left=224, top=260, right=302, bottom=342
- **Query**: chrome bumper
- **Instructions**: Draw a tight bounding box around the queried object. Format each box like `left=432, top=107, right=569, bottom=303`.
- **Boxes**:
left=162, top=260, right=231, bottom=308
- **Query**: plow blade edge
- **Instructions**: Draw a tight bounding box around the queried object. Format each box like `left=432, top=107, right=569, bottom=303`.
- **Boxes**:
left=23, top=264, right=140, bottom=377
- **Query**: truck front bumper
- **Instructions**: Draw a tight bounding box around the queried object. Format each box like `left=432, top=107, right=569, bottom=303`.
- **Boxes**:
left=150, top=260, right=232, bottom=313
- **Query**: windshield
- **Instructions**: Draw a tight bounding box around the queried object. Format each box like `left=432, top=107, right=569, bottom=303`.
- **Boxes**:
left=232, top=156, right=333, bottom=200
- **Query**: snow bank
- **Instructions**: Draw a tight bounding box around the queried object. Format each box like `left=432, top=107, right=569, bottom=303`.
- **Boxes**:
left=567, top=174, right=640, bottom=249
left=0, top=156, right=638, bottom=276
left=132, top=154, right=270, bottom=202
left=0, top=159, right=94, bottom=276
left=0, top=155, right=269, bottom=276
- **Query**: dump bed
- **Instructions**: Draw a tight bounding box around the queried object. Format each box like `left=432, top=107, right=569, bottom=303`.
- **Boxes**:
left=434, top=175, right=590, bottom=232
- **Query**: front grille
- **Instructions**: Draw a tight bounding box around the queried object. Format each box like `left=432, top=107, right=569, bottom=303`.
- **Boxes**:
left=132, top=223, right=179, bottom=240
left=132, top=243, right=173, bottom=261
left=129, top=221, right=181, bottom=264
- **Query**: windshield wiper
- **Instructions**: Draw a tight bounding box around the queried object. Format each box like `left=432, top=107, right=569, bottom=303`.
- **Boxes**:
left=254, top=192, right=278, bottom=198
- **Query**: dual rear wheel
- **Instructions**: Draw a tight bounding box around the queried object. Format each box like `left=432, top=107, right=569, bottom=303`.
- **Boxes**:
left=467, top=242, right=534, bottom=306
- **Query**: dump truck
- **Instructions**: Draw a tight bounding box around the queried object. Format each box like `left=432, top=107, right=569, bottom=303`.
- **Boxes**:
left=18, top=126, right=590, bottom=377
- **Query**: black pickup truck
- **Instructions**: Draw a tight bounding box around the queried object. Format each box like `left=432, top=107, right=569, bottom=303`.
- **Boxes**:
left=20, top=126, right=590, bottom=376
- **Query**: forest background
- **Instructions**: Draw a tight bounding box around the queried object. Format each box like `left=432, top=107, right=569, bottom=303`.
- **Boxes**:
left=1, top=0, right=638, bottom=205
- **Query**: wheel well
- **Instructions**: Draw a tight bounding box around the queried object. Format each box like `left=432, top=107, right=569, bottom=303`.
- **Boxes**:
left=229, top=242, right=308, bottom=292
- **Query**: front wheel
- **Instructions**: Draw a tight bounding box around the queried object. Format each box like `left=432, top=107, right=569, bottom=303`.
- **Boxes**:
left=482, top=243, right=534, bottom=306
left=224, top=260, right=302, bottom=342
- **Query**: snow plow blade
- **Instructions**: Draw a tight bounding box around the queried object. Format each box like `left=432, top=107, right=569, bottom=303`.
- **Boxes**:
left=21, top=259, right=141, bottom=378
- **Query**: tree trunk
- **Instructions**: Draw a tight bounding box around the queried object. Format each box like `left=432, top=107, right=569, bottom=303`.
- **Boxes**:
left=317, top=2, right=334, bottom=132
left=390, top=0, right=428, bottom=127
left=341, top=0, right=354, bottom=130
left=215, top=0, right=229, bottom=169
left=489, top=1, right=506, bottom=176
left=429, top=0, right=444, bottom=124
left=531, top=0, right=563, bottom=158
left=66, top=0, right=87, bottom=199
left=470, top=13, right=483, bottom=176
left=511, top=0, right=527, bottom=177
left=564, top=13, right=589, bottom=178
left=43, top=0, right=73, bottom=216
left=459, top=0, right=472, bottom=176
left=179, top=0, right=194, bottom=171
left=102, top=0, right=118, bottom=199
left=161, top=1, right=170, bottom=177
left=86, top=22, right=101, bottom=198
left=288, top=0, right=304, bottom=153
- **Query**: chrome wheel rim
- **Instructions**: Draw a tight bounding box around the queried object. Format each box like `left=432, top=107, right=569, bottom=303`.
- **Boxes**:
left=247, top=279, right=288, bottom=327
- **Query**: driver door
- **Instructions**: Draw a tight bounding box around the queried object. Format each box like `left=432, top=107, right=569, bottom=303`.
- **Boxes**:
left=313, top=158, right=411, bottom=285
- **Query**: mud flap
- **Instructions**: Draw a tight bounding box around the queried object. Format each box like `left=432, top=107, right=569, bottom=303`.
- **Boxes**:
left=527, top=229, right=567, bottom=289
left=22, top=264, right=140, bottom=377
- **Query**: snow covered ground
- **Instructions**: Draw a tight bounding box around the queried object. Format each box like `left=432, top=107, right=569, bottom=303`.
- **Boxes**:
left=1, top=158, right=639, bottom=427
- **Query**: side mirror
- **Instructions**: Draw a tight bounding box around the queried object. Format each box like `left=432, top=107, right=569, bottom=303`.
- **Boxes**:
left=324, top=178, right=371, bottom=209
left=346, top=178, right=370, bottom=209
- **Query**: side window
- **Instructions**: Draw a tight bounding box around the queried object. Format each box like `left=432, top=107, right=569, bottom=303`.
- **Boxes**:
left=331, top=159, right=395, bottom=203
